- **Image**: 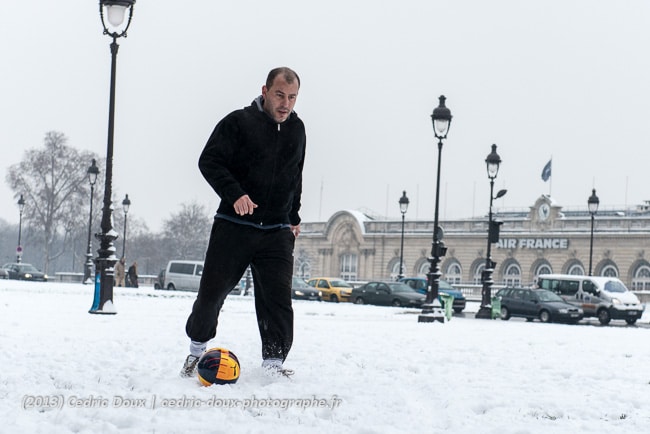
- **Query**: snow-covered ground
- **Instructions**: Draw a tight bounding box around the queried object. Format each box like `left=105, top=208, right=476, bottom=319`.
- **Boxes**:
left=1, top=280, right=649, bottom=434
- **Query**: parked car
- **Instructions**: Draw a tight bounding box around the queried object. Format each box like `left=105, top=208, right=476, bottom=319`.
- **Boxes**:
left=163, top=260, right=203, bottom=291
left=1, top=263, right=48, bottom=281
left=153, top=269, right=165, bottom=290
left=351, top=281, right=426, bottom=307
left=306, top=277, right=353, bottom=302
left=495, top=287, right=584, bottom=323
left=536, top=274, right=645, bottom=325
left=399, top=277, right=466, bottom=313
left=0, top=267, right=8, bottom=279
left=291, top=277, right=322, bottom=301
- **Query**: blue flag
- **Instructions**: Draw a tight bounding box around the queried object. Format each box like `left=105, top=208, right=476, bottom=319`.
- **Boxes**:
left=541, top=160, right=552, bottom=182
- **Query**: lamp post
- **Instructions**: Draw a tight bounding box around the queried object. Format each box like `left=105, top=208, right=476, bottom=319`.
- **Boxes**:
left=397, top=191, right=409, bottom=280
left=419, top=95, right=452, bottom=323
left=476, top=144, right=507, bottom=319
left=121, top=194, right=131, bottom=259
left=16, top=194, right=25, bottom=263
left=90, top=0, right=136, bottom=315
left=83, top=159, right=100, bottom=284
left=588, top=189, right=599, bottom=276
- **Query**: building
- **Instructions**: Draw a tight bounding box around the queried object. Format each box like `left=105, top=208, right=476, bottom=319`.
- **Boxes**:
left=294, top=195, right=650, bottom=291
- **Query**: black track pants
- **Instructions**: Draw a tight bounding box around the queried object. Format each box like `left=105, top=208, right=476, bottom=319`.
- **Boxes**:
left=185, top=218, right=295, bottom=361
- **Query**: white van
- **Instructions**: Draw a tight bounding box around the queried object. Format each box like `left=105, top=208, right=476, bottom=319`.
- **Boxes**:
left=164, top=260, right=204, bottom=292
left=536, top=274, right=645, bottom=325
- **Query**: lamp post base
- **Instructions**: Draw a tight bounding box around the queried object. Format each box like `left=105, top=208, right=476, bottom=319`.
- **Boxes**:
left=418, top=313, right=445, bottom=323
left=83, top=253, right=94, bottom=285
left=418, top=301, right=446, bottom=323
left=89, top=300, right=117, bottom=315
left=475, top=306, right=493, bottom=319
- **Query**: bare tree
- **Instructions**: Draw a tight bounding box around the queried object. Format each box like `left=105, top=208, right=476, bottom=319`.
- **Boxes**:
left=6, top=131, right=101, bottom=273
left=162, top=201, right=211, bottom=260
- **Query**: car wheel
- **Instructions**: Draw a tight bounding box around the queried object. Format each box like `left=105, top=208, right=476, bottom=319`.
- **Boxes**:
left=500, top=306, right=510, bottom=320
left=625, top=318, right=637, bottom=325
left=167, top=283, right=176, bottom=291
left=392, top=299, right=402, bottom=307
left=597, top=309, right=611, bottom=325
left=354, top=297, right=365, bottom=305
left=330, top=294, right=339, bottom=303
left=539, top=310, right=551, bottom=323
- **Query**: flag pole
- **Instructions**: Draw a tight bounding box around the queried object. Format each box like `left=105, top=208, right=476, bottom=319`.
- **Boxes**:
left=549, top=156, right=552, bottom=197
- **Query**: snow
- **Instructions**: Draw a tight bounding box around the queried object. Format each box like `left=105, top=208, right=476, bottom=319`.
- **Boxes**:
left=1, top=280, right=649, bottom=434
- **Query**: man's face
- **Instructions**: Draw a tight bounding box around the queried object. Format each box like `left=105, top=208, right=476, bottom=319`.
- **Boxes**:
left=262, top=76, right=299, bottom=123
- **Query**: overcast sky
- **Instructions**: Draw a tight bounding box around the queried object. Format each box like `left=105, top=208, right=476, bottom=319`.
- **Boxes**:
left=2, top=1, right=649, bottom=232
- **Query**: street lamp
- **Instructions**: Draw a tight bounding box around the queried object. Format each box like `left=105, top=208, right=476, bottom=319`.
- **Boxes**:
left=419, top=95, right=452, bottom=323
left=90, top=0, right=136, bottom=315
left=476, top=144, right=507, bottom=319
left=397, top=191, right=410, bottom=280
left=83, top=159, right=100, bottom=284
left=121, top=194, right=131, bottom=259
left=16, top=194, right=25, bottom=263
left=588, top=188, right=599, bottom=276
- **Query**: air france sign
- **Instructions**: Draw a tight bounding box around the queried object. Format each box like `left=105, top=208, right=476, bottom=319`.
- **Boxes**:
left=496, top=238, right=569, bottom=249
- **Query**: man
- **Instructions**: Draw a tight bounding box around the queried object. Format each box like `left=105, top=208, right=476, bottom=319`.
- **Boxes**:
left=181, top=67, right=305, bottom=378
left=115, top=257, right=126, bottom=287
left=127, top=261, right=138, bottom=288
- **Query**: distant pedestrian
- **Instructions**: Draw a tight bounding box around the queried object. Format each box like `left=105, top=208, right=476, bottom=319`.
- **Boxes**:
left=115, top=257, right=126, bottom=287
left=127, top=261, right=138, bottom=288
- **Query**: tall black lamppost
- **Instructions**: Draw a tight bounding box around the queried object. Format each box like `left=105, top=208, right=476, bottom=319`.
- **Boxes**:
left=16, top=194, right=25, bottom=263
left=419, top=95, right=452, bottom=323
left=397, top=191, right=409, bottom=280
left=121, top=194, right=131, bottom=259
left=83, top=159, right=100, bottom=284
left=588, top=189, right=599, bottom=276
left=90, top=0, right=136, bottom=315
left=476, top=144, right=507, bottom=319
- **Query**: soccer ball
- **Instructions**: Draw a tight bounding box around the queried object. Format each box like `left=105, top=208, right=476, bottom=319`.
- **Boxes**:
left=197, top=348, right=240, bottom=386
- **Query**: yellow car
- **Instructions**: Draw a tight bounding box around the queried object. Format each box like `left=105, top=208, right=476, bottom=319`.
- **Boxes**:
left=306, top=277, right=353, bottom=303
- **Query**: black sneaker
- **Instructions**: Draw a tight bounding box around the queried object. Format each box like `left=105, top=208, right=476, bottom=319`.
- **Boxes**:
left=180, top=354, right=200, bottom=378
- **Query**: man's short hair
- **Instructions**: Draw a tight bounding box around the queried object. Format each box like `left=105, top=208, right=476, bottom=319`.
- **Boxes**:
left=266, top=67, right=300, bottom=89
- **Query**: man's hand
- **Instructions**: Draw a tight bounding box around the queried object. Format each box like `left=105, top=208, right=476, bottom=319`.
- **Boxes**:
left=291, top=224, right=301, bottom=238
left=233, top=195, right=258, bottom=216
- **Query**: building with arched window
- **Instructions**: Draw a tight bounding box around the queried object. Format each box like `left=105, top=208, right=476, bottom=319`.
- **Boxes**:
left=294, top=195, right=650, bottom=293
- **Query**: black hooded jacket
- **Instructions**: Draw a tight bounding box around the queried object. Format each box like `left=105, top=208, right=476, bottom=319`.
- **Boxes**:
left=198, top=96, right=306, bottom=227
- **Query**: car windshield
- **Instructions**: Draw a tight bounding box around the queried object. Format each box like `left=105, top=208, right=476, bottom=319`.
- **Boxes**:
left=603, top=280, right=627, bottom=293
left=536, top=290, right=563, bottom=302
left=330, top=280, right=352, bottom=288
left=292, top=277, right=310, bottom=288
left=19, top=264, right=40, bottom=272
left=387, top=283, right=415, bottom=293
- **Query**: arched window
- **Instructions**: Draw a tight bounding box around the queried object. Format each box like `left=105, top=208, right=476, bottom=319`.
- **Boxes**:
left=418, top=261, right=431, bottom=277
left=632, top=264, right=650, bottom=291
left=445, top=262, right=462, bottom=284
left=389, top=260, right=405, bottom=280
left=474, top=263, right=485, bottom=285
left=535, top=263, right=552, bottom=277
left=601, top=264, right=618, bottom=277
left=567, top=263, right=585, bottom=275
left=503, top=263, right=522, bottom=287
left=297, top=262, right=311, bottom=279
left=340, top=254, right=358, bottom=281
